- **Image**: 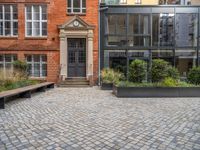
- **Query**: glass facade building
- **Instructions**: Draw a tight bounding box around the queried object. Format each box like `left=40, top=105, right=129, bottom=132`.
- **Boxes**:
left=100, top=5, right=200, bottom=78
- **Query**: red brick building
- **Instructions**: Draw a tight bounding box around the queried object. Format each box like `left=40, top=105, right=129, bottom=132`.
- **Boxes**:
left=0, top=0, right=99, bottom=84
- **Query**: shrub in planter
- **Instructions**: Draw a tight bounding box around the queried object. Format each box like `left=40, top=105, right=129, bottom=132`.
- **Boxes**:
left=161, top=77, right=178, bottom=87
left=101, top=68, right=124, bottom=84
left=129, top=59, right=147, bottom=83
left=167, top=67, right=180, bottom=81
left=187, top=67, right=200, bottom=85
left=151, top=59, right=180, bottom=82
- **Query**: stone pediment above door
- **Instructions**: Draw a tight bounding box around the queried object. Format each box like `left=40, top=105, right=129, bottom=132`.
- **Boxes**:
left=58, top=15, right=95, bottom=30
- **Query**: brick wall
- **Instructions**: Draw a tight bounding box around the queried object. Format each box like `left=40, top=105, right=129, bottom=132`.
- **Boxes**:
left=0, top=0, right=99, bottom=83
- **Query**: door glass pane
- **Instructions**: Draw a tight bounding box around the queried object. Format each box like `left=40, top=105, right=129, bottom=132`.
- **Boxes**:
left=78, top=51, right=86, bottom=63
left=69, top=51, right=76, bottom=63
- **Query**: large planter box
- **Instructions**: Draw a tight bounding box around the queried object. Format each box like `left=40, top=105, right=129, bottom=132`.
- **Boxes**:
left=113, top=85, right=200, bottom=97
left=101, top=83, right=113, bottom=90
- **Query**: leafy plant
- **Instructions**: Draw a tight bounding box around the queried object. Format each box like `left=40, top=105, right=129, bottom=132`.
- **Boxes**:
left=151, top=59, right=180, bottom=82
left=161, top=77, right=178, bottom=87
left=101, top=68, right=124, bottom=84
left=13, top=60, right=28, bottom=79
left=129, top=59, right=147, bottom=83
left=167, top=67, right=180, bottom=81
left=187, top=67, right=200, bottom=85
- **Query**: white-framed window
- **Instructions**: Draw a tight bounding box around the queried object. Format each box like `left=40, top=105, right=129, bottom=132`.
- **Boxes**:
left=26, top=55, right=47, bottom=77
left=0, top=5, right=18, bottom=37
left=0, top=54, right=17, bottom=72
left=120, top=0, right=127, bottom=4
left=135, top=0, right=142, bottom=4
left=67, top=0, right=86, bottom=14
left=25, top=5, right=47, bottom=37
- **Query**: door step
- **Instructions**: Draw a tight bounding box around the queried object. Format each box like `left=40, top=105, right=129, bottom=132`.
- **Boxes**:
left=58, top=78, right=90, bottom=87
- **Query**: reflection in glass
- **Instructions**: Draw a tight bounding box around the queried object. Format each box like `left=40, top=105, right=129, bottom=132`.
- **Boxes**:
left=175, top=49, right=197, bottom=77
left=176, top=14, right=198, bottom=47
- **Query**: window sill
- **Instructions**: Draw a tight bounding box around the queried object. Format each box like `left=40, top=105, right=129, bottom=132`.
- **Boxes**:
left=67, top=13, right=86, bottom=16
left=0, top=36, right=18, bottom=39
left=25, top=37, right=47, bottom=40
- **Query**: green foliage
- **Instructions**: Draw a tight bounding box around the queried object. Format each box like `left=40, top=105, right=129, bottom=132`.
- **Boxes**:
left=161, top=77, right=178, bottom=87
left=101, top=68, right=124, bottom=84
left=151, top=59, right=170, bottom=82
left=129, top=59, right=147, bottom=83
left=167, top=67, right=180, bottom=81
left=187, top=67, right=200, bottom=85
left=13, top=60, right=28, bottom=79
left=0, top=80, right=39, bottom=92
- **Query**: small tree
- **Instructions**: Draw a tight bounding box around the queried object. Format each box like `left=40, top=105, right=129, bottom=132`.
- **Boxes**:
left=187, top=67, right=200, bottom=85
left=129, top=59, right=147, bottom=83
left=151, top=59, right=170, bottom=82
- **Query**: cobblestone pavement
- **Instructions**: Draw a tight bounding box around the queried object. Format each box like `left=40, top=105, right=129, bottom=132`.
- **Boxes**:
left=0, top=87, right=200, bottom=150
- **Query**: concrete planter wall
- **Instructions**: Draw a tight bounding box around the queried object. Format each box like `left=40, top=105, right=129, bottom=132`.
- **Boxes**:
left=101, top=83, right=113, bottom=90
left=113, top=85, right=200, bottom=98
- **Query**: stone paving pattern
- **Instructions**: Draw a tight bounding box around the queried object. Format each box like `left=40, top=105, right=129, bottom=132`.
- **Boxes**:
left=0, top=87, right=200, bottom=150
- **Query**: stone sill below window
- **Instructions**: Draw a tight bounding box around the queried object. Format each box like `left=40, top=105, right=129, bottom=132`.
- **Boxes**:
left=30, top=77, right=47, bottom=81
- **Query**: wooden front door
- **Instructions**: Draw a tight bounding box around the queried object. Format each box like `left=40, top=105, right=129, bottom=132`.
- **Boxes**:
left=68, top=38, right=86, bottom=77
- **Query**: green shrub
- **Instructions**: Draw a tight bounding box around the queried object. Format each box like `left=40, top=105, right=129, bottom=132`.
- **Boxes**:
left=101, top=68, right=124, bottom=84
left=161, top=77, right=178, bottom=87
left=129, top=59, right=147, bottom=83
left=151, top=59, right=180, bottom=82
left=13, top=60, right=28, bottom=79
left=167, top=67, right=180, bottom=81
left=187, top=67, right=200, bottom=85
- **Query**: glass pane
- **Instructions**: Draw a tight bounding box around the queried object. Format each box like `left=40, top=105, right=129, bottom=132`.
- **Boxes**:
left=34, top=64, right=40, bottom=77
left=13, top=55, right=17, bottom=61
left=127, top=36, right=150, bottom=47
left=26, top=55, right=32, bottom=62
left=33, top=6, right=40, bottom=20
left=116, top=15, right=126, bottom=34
left=13, top=22, right=18, bottom=35
left=41, top=55, right=47, bottom=62
left=78, top=51, right=86, bottom=63
left=42, top=22, right=47, bottom=36
left=104, top=50, right=127, bottom=73
left=42, top=64, right=47, bottom=76
left=13, top=5, right=18, bottom=20
left=152, top=50, right=174, bottom=66
left=175, top=49, right=197, bottom=77
left=107, top=15, right=116, bottom=34
left=68, top=51, right=76, bottom=63
left=129, top=14, right=139, bottom=34
left=5, top=55, right=11, bottom=62
left=27, top=22, right=32, bottom=35
left=0, top=5, right=3, bottom=19
left=0, top=55, right=3, bottom=62
left=0, top=64, right=3, bottom=70
left=106, top=36, right=127, bottom=47
left=82, top=0, right=86, bottom=7
left=26, top=6, right=32, bottom=20
left=33, top=22, right=40, bottom=36
left=27, top=64, right=32, bottom=76
left=0, top=22, right=3, bottom=35
left=153, top=14, right=174, bottom=47
left=5, top=21, right=11, bottom=36
left=176, top=14, right=198, bottom=47
left=34, top=55, right=40, bottom=62
left=4, top=5, right=10, bottom=20
left=42, top=5, right=47, bottom=20
left=73, top=0, right=80, bottom=8
left=140, top=15, right=149, bottom=34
